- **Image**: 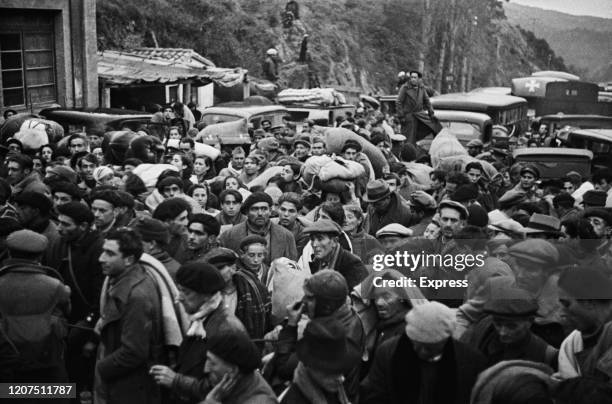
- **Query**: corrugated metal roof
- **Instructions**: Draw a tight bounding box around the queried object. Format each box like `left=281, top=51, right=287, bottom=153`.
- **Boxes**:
left=97, top=50, right=246, bottom=87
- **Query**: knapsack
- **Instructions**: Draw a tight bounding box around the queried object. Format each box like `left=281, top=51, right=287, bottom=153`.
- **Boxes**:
left=0, top=264, right=68, bottom=371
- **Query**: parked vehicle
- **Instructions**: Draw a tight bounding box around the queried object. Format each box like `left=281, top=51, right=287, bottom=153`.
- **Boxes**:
left=416, top=110, right=493, bottom=151
left=512, top=147, right=593, bottom=180
left=284, top=104, right=356, bottom=128
left=535, top=114, right=612, bottom=137
left=200, top=104, right=289, bottom=130
left=39, top=107, right=162, bottom=136
left=558, top=128, right=612, bottom=171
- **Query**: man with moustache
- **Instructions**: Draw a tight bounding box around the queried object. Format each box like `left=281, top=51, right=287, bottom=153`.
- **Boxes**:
left=219, top=192, right=297, bottom=265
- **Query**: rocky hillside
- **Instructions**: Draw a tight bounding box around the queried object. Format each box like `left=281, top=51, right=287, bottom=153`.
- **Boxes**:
left=504, top=2, right=612, bottom=81
left=97, top=0, right=567, bottom=94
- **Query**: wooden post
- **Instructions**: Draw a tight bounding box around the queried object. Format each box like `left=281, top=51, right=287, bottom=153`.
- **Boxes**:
left=102, top=86, right=111, bottom=108
left=242, top=80, right=250, bottom=100
left=184, top=82, right=192, bottom=104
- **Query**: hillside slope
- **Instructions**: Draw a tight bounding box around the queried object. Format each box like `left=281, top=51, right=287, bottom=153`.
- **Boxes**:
left=97, top=0, right=567, bottom=93
left=504, top=2, right=612, bottom=81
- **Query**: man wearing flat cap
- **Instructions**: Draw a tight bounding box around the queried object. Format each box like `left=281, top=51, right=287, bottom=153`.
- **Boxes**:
left=556, top=267, right=612, bottom=381
left=13, top=190, right=60, bottom=247
left=45, top=202, right=105, bottom=394
left=292, top=136, right=311, bottom=162
left=499, top=163, right=542, bottom=207
left=219, top=191, right=297, bottom=265
left=150, top=261, right=248, bottom=403
left=303, top=219, right=367, bottom=289
left=360, top=301, right=486, bottom=404
left=461, top=285, right=558, bottom=368
left=0, top=230, right=70, bottom=383
left=363, top=179, right=415, bottom=237
left=376, top=223, right=413, bottom=252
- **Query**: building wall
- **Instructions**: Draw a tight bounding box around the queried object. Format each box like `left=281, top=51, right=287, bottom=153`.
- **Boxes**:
left=0, top=0, right=98, bottom=112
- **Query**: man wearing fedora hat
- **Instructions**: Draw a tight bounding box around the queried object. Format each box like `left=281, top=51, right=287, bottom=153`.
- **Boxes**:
left=280, top=317, right=361, bottom=404
left=523, top=213, right=562, bottom=239
left=364, top=179, right=415, bottom=237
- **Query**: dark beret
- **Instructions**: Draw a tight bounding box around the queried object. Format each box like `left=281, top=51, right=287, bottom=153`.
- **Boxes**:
left=175, top=262, right=225, bottom=294
left=91, top=189, right=121, bottom=208
left=57, top=201, right=95, bottom=225
left=239, top=235, right=268, bottom=251
left=115, top=191, right=135, bottom=209
left=13, top=191, right=52, bottom=215
left=240, top=191, right=273, bottom=214
left=582, top=208, right=612, bottom=226
left=189, top=213, right=221, bottom=237
left=51, top=181, right=82, bottom=200
left=156, top=176, right=184, bottom=193
left=207, top=331, right=261, bottom=372
left=582, top=190, right=607, bottom=207
left=484, top=286, right=538, bottom=318
left=467, top=204, right=489, bottom=228
left=452, top=184, right=479, bottom=203
left=558, top=267, right=612, bottom=300
left=205, top=247, right=238, bottom=269
left=341, top=139, right=362, bottom=153
left=130, top=216, right=169, bottom=243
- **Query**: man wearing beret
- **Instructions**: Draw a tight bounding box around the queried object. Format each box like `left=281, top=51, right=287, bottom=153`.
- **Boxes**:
left=13, top=191, right=60, bottom=247
left=150, top=262, right=248, bottom=403
left=219, top=192, right=297, bottom=265
left=461, top=285, right=558, bottom=368
left=556, top=267, right=612, bottom=381
left=90, top=189, right=121, bottom=237
left=45, top=202, right=105, bottom=395
left=0, top=230, right=70, bottom=383
left=130, top=216, right=180, bottom=279
left=360, top=301, right=486, bottom=404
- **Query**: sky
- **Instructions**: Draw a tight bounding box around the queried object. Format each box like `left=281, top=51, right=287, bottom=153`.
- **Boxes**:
left=511, top=0, right=612, bottom=18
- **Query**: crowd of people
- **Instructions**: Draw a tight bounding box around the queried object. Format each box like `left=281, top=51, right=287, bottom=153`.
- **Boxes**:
left=1, top=86, right=612, bottom=404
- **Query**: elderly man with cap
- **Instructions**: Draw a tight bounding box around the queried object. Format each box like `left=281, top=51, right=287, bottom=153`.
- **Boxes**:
left=506, top=239, right=565, bottom=347
left=204, top=247, right=271, bottom=339
left=556, top=266, right=612, bottom=381
left=0, top=229, right=70, bottom=384
left=303, top=219, right=367, bottom=289
left=219, top=191, right=297, bottom=265
left=149, top=261, right=248, bottom=404
left=280, top=317, right=361, bottom=404
left=364, top=179, right=415, bottom=237
left=271, top=270, right=365, bottom=402
left=130, top=216, right=180, bottom=279
left=376, top=223, right=413, bottom=252
left=44, top=202, right=105, bottom=394
left=13, top=190, right=60, bottom=247
left=461, top=285, right=558, bottom=368
left=360, top=301, right=486, bottom=404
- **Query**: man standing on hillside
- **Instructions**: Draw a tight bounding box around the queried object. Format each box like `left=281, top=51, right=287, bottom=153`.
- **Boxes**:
left=396, top=70, right=435, bottom=144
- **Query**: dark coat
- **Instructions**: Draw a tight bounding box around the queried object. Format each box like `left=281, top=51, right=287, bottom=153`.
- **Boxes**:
left=281, top=383, right=344, bottom=404
left=95, top=265, right=164, bottom=404
left=360, top=334, right=487, bottom=404
left=365, top=192, right=415, bottom=237
left=219, top=221, right=298, bottom=265
left=309, top=246, right=368, bottom=290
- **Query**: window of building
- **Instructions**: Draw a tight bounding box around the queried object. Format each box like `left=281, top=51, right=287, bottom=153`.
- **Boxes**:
left=0, top=31, right=56, bottom=108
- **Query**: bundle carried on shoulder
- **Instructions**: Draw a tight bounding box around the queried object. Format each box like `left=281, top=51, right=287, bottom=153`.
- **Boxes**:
left=300, top=155, right=365, bottom=190
left=277, top=88, right=346, bottom=106
left=429, top=128, right=467, bottom=168
left=268, top=258, right=310, bottom=325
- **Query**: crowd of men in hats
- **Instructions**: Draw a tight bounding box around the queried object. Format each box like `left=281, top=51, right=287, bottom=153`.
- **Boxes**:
left=2, top=89, right=612, bottom=404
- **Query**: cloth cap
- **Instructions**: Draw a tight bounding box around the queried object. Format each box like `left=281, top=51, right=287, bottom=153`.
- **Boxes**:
left=57, top=201, right=94, bottom=225
left=438, top=200, right=469, bottom=220
left=207, top=331, right=261, bottom=372
left=466, top=139, right=484, bottom=148
left=239, top=235, right=267, bottom=251
left=565, top=171, right=582, bottom=183
left=6, top=229, right=48, bottom=253
left=303, top=219, right=342, bottom=236
left=405, top=301, right=456, bottom=343
left=258, top=137, right=280, bottom=152
left=131, top=217, right=169, bottom=243
left=524, top=213, right=561, bottom=234
left=582, top=190, right=607, bottom=207
left=93, top=166, right=114, bottom=183
left=294, top=137, right=311, bottom=148
left=205, top=247, right=238, bottom=269
left=47, top=165, right=78, bottom=184
left=507, top=239, right=559, bottom=265
left=488, top=219, right=526, bottom=235
left=363, top=179, right=391, bottom=203
left=175, top=262, right=225, bottom=294
left=390, top=133, right=406, bottom=142
left=240, top=191, right=273, bottom=214
left=51, top=181, right=82, bottom=200
left=582, top=208, right=612, bottom=226
left=483, top=286, right=538, bottom=318
left=558, top=267, right=612, bottom=300
left=341, top=139, right=362, bottom=153
left=376, top=223, right=413, bottom=238
left=370, top=131, right=388, bottom=146
left=467, top=204, right=489, bottom=227
left=304, top=269, right=349, bottom=302
left=296, top=317, right=359, bottom=373
left=452, top=184, right=479, bottom=203
left=13, top=191, right=52, bottom=215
